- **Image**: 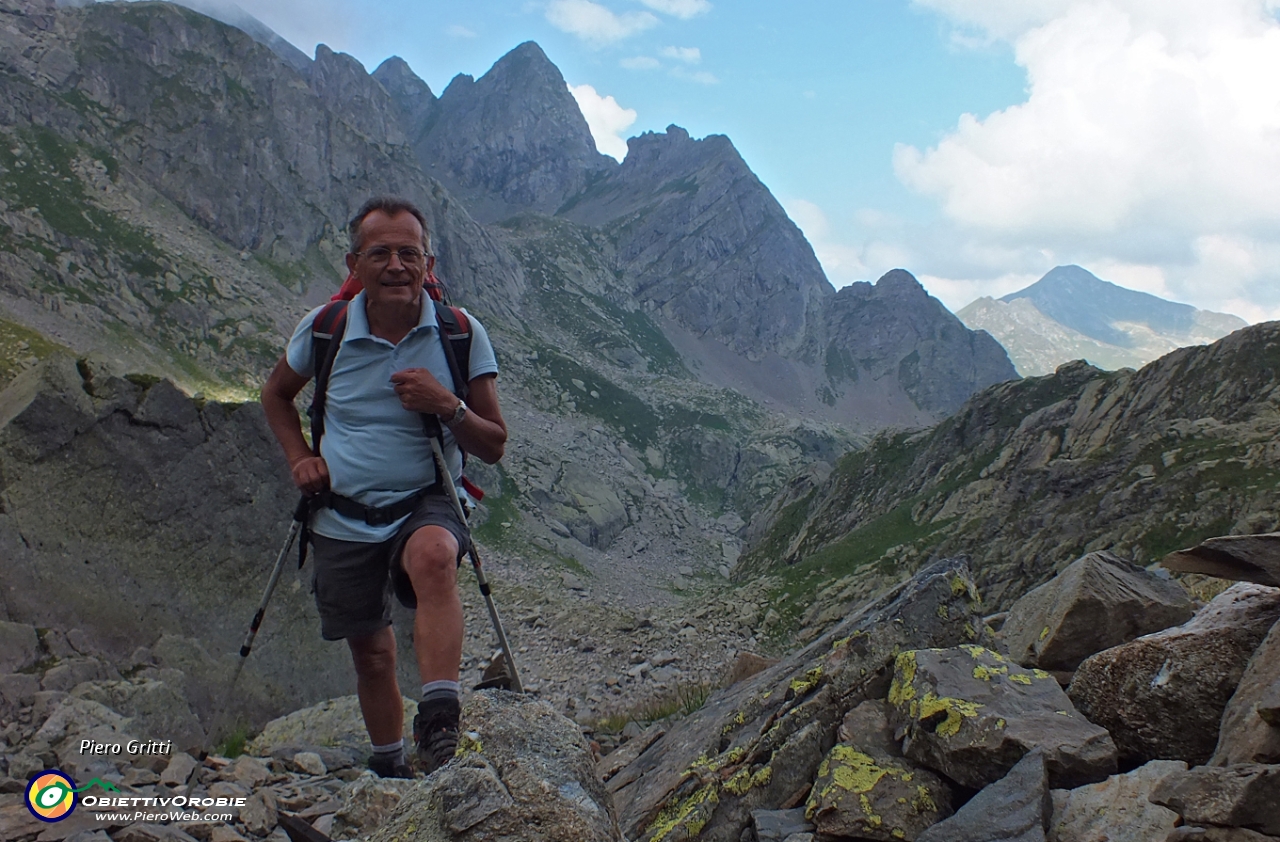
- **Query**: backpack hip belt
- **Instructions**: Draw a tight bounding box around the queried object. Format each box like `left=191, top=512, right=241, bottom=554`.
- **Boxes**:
left=311, top=481, right=444, bottom=527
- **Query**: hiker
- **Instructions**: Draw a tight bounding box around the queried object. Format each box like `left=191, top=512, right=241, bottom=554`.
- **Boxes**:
left=261, top=196, right=507, bottom=778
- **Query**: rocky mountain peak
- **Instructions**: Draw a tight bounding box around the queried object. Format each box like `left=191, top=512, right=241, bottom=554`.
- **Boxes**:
left=871, top=268, right=931, bottom=299
left=310, top=44, right=408, bottom=146
left=371, top=55, right=436, bottom=139
left=409, top=40, right=613, bottom=220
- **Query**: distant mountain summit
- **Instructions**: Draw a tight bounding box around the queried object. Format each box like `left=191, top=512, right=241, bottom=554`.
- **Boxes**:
left=959, top=266, right=1246, bottom=376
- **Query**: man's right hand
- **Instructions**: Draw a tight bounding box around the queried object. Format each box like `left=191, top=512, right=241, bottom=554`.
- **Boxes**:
left=291, top=455, right=331, bottom=495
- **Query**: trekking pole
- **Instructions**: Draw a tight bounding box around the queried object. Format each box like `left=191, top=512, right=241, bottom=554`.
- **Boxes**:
left=211, top=495, right=309, bottom=747
left=422, top=414, right=524, bottom=693
left=239, top=495, right=310, bottom=660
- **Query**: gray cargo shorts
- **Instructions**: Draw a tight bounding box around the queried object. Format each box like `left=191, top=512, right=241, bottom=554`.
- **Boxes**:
left=309, top=493, right=470, bottom=641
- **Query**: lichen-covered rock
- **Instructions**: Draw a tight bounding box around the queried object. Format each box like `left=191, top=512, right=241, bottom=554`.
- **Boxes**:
left=1002, top=551, right=1194, bottom=672
left=1213, top=619, right=1280, bottom=765
left=806, top=744, right=952, bottom=841
left=620, top=560, right=990, bottom=842
left=917, top=749, right=1052, bottom=842
left=806, top=701, right=953, bottom=841
left=1069, top=584, right=1280, bottom=766
left=1150, top=764, right=1280, bottom=837
left=1047, top=759, right=1186, bottom=842
left=365, top=691, right=622, bottom=842
left=888, top=646, right=1116, bottom=789
left=610, top=558, right=992, bottom=842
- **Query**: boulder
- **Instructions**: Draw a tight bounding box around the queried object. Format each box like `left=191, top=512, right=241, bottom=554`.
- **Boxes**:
left=888, top=646, right=1116, bottom=790
left=1162, top=534, right=1280, bottom=587
left=0, top=620, right=41, bottom=673
left=1002, top=551, right=1194, bottom=672
left=610, top=557, right=993, bottom=842
left=805, top=701, right=954, bottom=841
left=1047, top=759, right=1186, bottom=842
left=330, top=773, right=418, bottom=840
left=365, top=691, right=622, bottom=842
left=1213, top=619, right=1280, bottom=765
left=72, top=679, right=206, bottom=754
left=916, top=749, right=1051, bottom=842
left=247, top=694, right=418, bottom=756
left=1068, top=584, right=1280, bottom=766
left=1150, top=764, right=1280, bottom=837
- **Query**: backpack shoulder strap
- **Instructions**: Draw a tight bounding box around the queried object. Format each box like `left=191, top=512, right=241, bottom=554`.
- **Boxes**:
left=307, top=300, right=350, bottom=455
left=433, top=300, right=473, bottom=402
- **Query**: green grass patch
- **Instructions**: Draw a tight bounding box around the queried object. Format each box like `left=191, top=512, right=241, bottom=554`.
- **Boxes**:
left=593, top=679, right=717, bottom=734
left=213, top=724, right=252, bottom=759
left=0, top=319, right=68, bottom=388
left=472, top=464, right=521, bottom=548
left=0, top=126, right=164, bottom=276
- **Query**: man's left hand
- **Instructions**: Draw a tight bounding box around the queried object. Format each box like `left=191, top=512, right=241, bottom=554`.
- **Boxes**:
left=391, top=368, right=457, bottom=416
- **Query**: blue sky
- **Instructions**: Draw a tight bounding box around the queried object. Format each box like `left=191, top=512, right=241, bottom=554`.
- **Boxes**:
left=219, top=1, right=1280, bottom=321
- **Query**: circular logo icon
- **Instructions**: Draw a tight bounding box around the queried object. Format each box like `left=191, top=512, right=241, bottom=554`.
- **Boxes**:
left=25, top=770, right=77, bottom=822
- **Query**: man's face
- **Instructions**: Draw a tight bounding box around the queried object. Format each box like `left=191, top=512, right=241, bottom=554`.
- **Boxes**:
left=346, top=210, right=427, bottom=309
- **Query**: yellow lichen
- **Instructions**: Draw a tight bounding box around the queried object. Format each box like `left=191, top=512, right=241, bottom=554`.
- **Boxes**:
left=888, top=651, right=918, bottom=707
left=913, top=785, right=938, bottom=813
left=996, top=718, right=1007, bottom=729
left=892, top=829, right=906, bottom=839
left=963, top=622, right=978, bottom=640
left=973, top=663, right=1009, bottom=681
left=951, top=576, right=969, bottom=596
left=456, top=732, right=483, bottom=756
left=1039, top=626, right=1051, bottom=641
left=825, top=746, right=890, bottom=793
left=1033, top=669, right=1053, bottom=680
left=1009, top=673, right=1033, bottom=685
left=645, top=782, right=720, bottom=841
left=859, top=794, right=883, bottom=826
left=936, top=604, right=950, bottom=620
left=917, top=692, right=983, bottom=738
left=750, top=765, right=772, bottom=789
left=723, top=767, right=754, bottom=796
left=789, top=666, right=824, bottom=697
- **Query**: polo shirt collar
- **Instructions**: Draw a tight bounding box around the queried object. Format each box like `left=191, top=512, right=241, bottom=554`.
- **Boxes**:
left=342, top=291, right=438, bottom=343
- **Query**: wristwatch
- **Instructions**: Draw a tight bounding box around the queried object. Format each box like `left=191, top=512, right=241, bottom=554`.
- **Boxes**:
left=445, top=400, right=468, bottom=428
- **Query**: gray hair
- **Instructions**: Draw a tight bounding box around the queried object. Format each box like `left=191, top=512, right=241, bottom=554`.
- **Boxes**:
left=347, top=196, right=431, bottom=253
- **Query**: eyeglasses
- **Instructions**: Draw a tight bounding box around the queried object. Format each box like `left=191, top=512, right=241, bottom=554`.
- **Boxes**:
left=353, top=246, right=428, bottom=267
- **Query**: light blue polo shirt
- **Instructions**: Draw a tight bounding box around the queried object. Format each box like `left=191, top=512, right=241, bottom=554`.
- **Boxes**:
left=285, top=292, right=498, bottom=543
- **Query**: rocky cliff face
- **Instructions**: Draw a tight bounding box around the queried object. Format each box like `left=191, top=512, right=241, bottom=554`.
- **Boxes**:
left=743, top=320, right=1280, bottom=637
left=401, top=41, right=614, bottom=222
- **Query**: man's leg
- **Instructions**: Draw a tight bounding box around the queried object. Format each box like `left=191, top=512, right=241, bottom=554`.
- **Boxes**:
left=401, top=524, right=463, bottom=772
left=346, top=626, right=403, bottom=745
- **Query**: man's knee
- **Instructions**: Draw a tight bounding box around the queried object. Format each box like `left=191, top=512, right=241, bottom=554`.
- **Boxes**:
left=402, top=526, right=459, bottom=586
left=348, top=628, right=396, bottom=678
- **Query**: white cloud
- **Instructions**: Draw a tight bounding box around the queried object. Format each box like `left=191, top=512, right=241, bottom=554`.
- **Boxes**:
left=568, top=83, right=637, bottom=161
left=545, top=0, right=658, bottom=46
left=894, top=0, right=1280, bottom=319
left=659, top=45, right=701, bottom=63
left=620, top=55, right=661, bottom=70
left=783, top=199, right=871, bottom=287
left=671, top=67, right=718, bottom=85
left=639, top=0, right=712, bottom=20
left=446, top=24, right=476, bottom=38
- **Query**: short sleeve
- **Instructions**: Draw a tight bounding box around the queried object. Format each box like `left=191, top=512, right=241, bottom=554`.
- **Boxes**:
left=462, top=311, right=499, bottom=380
left=285, top=306, right=323, bottom=378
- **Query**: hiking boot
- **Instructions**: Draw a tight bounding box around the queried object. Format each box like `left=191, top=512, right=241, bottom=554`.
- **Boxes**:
left=367, top=754, right=415, bottom=779
left=413, top=696, right=461, bottom=774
